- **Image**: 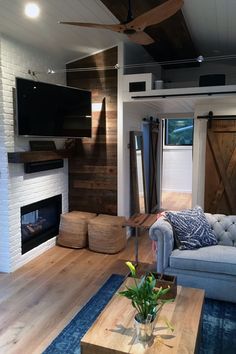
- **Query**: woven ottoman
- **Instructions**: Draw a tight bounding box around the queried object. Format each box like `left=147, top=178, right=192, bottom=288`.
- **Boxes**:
left=88, top=214, right=127, bottom=254
left=57, top=211, right=97, bottom=248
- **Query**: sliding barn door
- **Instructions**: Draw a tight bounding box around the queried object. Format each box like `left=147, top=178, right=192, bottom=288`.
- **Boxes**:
left=204, top=119, right=236, bottom=214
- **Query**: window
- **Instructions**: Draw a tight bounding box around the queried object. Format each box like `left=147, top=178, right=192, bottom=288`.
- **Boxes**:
left=165, top=119, right=194, bottom=146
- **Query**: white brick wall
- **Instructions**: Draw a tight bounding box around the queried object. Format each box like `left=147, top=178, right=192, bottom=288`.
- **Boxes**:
left=0, top=35, right=10, bottom=272
left=0, top=35, right=68, bottom=272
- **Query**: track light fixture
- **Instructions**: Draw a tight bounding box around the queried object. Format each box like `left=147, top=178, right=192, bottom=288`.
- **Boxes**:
left=196, top=55, right=204, bottom=63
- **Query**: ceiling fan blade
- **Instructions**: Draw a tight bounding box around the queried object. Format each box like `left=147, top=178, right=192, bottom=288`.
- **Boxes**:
left=127, top=31, right=154, bottom=45
left=59, top=21, right=125, bottom=33
left=128, top=0, right=184, bottom=31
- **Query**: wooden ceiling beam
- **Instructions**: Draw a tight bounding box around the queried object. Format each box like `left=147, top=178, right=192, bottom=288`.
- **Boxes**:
left=100, top=0, right=198, bottom=68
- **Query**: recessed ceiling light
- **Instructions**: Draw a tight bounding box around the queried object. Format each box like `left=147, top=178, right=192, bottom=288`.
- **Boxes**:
left=24, top=2, right=40, bottom=19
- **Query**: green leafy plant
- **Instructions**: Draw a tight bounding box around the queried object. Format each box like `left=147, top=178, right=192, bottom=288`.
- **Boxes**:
left=118, top=262, right=173, bottom=324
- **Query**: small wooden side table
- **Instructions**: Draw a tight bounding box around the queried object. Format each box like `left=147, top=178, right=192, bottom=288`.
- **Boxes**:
left=124, top=213, right=157, bottom=264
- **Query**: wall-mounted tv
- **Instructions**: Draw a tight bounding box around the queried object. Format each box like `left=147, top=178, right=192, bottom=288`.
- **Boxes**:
left=16, top=77, right=92, bottom=138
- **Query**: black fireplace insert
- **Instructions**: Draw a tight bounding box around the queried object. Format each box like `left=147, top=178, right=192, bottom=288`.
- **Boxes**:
left=21, top=195, right=62, bottom=254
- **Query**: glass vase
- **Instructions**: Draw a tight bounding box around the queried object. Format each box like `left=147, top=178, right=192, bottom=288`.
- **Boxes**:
left=134, top=314, right=155, bottom=342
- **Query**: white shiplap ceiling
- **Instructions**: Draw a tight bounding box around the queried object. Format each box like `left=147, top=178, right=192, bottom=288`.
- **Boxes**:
left=0, top=0, right=236, bottom=63
left=0, top=0, right=123, bottom=63
left=183, top=0, right=236, bottom=57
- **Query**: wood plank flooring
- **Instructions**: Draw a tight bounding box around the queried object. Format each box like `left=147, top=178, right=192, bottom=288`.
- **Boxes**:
left=161, top=191, right=192, bottom=211
left=140, top=191, right=192, bottom=213
left=0, top=234, right=155, bottom=354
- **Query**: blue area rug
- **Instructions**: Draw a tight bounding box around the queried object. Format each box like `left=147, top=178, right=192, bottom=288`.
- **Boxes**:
left=199, top=299, right=236, bottom=354
left=44, top=274, right=236, bottom=354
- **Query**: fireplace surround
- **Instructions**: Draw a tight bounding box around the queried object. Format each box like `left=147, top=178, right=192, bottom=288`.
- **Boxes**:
left=21, top=195, right=62, bottom=254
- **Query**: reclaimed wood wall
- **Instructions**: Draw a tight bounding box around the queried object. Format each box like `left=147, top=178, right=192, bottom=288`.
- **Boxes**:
left=66, top=47, right=118, bottom=215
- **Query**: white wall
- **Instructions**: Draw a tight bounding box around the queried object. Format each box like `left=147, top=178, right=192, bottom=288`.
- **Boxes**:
left=123, top=41, right=162, bottom=79
left=163, top=60, right=236, bottom=89
left=0, top=36, right=10, bottom=270
left=0, top=35, right=68, bottom=272
left=118, top=43, right=162, bottom=216
left=162, top=147, right=192, bottom=193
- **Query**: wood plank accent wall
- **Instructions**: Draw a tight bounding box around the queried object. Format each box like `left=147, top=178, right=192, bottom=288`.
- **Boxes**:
left=66, top=47, right=118, bottom=215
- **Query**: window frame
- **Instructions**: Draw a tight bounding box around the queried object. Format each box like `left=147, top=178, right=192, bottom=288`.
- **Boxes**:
left=164, top=118, right=194, bottom=147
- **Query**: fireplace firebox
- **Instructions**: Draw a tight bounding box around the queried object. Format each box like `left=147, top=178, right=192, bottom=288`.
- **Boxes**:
left=21, top=195, right=62, bottom=254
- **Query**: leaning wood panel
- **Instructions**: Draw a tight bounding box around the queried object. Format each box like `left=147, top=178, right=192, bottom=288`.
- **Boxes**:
left=67, top=47, right=118, bottom=215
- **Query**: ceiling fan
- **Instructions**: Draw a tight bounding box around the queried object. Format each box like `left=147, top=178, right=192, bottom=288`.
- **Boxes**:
left=59, top=0, right=184, bottom=45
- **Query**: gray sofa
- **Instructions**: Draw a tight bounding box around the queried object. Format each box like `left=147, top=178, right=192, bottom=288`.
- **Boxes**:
left=149, top=213, right=236, bottom=303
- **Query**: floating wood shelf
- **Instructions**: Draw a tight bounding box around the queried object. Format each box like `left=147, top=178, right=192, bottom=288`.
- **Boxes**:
left=8, top=149, right=73, bottom=163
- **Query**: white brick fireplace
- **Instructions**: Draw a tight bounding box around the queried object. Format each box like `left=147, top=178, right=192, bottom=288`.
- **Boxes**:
left=0, top=35, right=68, bottom=272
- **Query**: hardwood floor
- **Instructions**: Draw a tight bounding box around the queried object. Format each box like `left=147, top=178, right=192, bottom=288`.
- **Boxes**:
left=161, top=191, right=192, bottom=211
left=0, top=234, right=155, bottom=354
left=139, top=191, right=192, bottom=213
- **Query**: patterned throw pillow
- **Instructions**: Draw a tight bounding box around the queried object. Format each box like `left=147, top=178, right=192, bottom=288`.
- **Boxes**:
left=165, top=206, right=218, bottom=250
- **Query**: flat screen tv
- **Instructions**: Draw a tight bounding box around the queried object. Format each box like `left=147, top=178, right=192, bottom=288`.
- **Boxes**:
left=16, top=77, right=92, bottom=138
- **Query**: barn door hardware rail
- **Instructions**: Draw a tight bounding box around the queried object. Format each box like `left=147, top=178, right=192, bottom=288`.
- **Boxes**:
left=197, top=111, right=236, bottom=128
left=197, top=111, right=236, bottom=120
left=132, top=90, right=236, bottom=99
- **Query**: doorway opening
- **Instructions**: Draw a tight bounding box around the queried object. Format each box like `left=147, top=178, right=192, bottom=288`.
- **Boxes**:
left=161, top=118, right=193, bottom=211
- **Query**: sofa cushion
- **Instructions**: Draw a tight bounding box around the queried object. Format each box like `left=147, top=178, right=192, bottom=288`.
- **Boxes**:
left=165, top=206, right=218, bottom=250
left=170, top=245, right=236, bottom=276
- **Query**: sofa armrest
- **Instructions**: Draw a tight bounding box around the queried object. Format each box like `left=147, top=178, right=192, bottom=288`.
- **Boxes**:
left=149, top=217, right=174, bottom=273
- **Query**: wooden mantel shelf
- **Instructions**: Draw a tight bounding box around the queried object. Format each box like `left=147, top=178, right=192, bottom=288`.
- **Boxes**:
left=8, top=149, right=74, bottom=163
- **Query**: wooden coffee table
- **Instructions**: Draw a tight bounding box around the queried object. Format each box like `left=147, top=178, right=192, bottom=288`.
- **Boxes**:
left=81, top=278, right=205, bottom=354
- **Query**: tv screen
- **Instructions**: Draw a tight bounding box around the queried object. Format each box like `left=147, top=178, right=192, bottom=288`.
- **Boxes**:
left=16, top=78, right=92, bottom=138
